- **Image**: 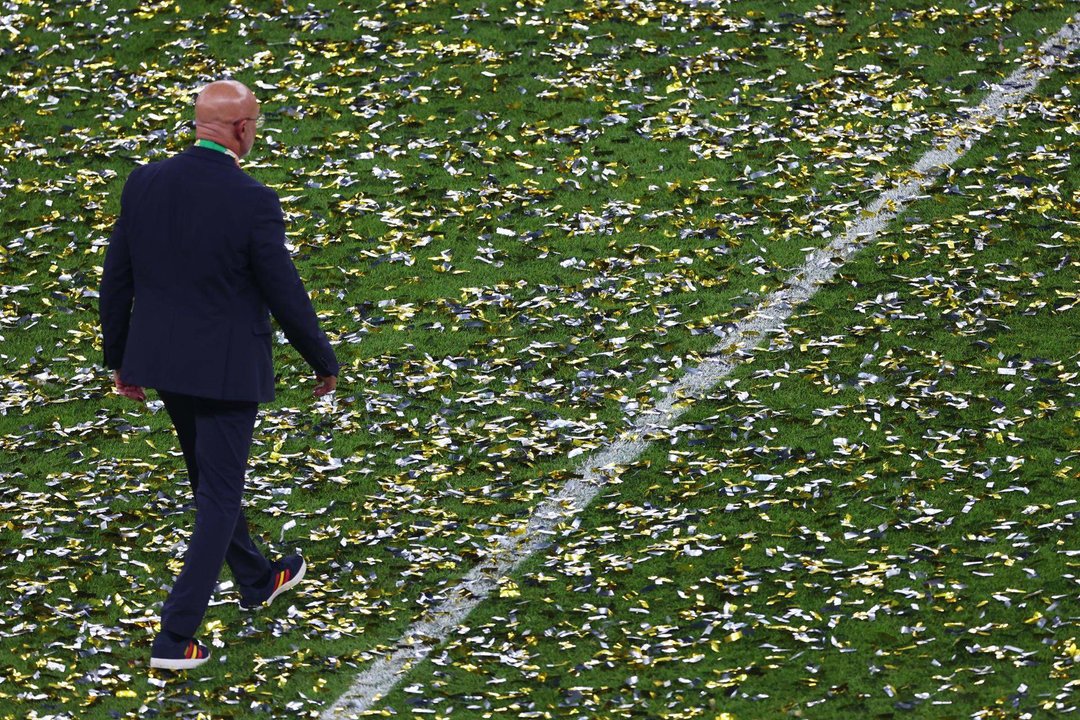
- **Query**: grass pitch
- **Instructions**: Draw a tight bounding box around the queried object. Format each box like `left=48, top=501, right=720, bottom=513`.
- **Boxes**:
left=0, top=1, right=1076, bottom=718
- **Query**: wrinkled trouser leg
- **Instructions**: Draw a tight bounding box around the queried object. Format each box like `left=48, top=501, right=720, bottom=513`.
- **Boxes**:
left=158, top=391, right=267, bottom=638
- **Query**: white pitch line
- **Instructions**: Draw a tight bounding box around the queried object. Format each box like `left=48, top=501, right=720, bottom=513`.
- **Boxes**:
left=321, top=15, right=1079, bottom=719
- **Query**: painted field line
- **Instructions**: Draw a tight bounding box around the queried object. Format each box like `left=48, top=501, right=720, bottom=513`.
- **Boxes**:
left=321, top=15, right=1079, bottom=719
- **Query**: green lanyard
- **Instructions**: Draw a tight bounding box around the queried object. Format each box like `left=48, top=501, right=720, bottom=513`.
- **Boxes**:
left=195, top=138, right=240, bottom=164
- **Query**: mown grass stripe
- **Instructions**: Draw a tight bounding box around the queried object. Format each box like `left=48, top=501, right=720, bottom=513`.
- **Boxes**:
left=320, top=13, right=1080, bottom=718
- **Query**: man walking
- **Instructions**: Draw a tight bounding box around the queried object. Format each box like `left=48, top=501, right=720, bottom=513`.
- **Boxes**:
left=99, top=79, right=339, bottom=670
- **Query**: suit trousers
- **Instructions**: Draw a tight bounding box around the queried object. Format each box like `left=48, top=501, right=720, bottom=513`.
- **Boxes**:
left=158, top=391, right=270, bottom=638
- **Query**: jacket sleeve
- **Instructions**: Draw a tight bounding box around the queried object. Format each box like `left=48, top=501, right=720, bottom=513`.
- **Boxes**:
left=99, top=174, right=136, bottom=370
left=248, top=187, right=340, bottom=377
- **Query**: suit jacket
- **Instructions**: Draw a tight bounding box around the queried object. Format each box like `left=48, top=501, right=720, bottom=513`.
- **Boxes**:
left=99, top=146, right=339, bottom=402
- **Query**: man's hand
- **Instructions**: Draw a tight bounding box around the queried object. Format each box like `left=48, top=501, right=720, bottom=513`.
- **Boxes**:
left=113, top=370, right=146, bottom=402
left=313, top=375, right=337, bottom=397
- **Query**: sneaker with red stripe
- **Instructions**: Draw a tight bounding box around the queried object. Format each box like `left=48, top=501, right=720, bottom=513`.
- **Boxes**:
left=239, top=555, right=306, bottom=610
left=150, top=634, right=211, bottom=671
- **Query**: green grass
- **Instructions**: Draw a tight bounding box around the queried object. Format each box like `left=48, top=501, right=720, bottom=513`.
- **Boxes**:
left=0, top=0, right=1077, bottom=718
left=373, top=55, right=1080, bottom=719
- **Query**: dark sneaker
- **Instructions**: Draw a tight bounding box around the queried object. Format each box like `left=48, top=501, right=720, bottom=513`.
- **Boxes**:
left=240, top=555, right=306, bottom=610
left=150, top=634, right=211, bottom=671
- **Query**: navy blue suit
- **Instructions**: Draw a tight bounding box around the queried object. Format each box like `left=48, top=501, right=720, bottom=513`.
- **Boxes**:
left=100, top=145, right=337, bottom=400
left=99, top=145, right=338, bottom=639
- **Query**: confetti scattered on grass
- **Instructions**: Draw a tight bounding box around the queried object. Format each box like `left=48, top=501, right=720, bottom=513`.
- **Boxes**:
left=372, top=52, right=1079, bottom=719
left=0, top=1, right=1077, bottom=718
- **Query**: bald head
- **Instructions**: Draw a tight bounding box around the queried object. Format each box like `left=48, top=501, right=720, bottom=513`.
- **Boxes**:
left=194, top=80, right=260, bottom=158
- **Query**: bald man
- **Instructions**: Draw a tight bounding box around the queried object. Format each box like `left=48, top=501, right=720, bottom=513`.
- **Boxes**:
left=100, top=79, right=339, bottom=670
